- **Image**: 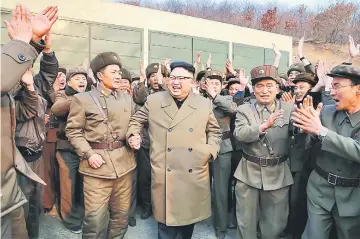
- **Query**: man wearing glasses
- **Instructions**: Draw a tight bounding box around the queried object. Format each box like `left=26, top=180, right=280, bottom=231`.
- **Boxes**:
left=126, top=61, right=222, bottom=239
left=233, top=65, right=294, bottom=239
left=292, top=64, right=360, bottom=239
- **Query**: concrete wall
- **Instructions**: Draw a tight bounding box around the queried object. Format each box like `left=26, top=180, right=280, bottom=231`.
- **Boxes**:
left=1, top=0, right=293, bottom=74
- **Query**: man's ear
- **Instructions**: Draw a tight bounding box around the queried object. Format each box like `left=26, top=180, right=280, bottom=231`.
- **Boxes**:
left=97, top=72, right=102, bottom=81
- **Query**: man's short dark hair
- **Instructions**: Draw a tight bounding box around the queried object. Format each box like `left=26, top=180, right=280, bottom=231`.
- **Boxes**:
left=170, top=61, right=195, bottom=76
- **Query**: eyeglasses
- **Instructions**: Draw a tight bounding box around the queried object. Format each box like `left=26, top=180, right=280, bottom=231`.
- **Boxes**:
left=329, top=84, right=354, bottom=91
left=169, top=76, right=193, bottom=81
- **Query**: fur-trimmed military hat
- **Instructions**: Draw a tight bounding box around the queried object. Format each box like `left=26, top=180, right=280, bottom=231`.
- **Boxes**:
left=250, top=65, right=279, bottom=85
left=66, top=67, right=87, bottom=82
left=293, top=73, right=318, bottom=86
left=121, top=68, right=132, bottom=83
left=146, top=63, right=169, bottom=79
left=90, top=52, right=122, bottom=75
left=327, top=64, right=360, bottom=85
left=287, top=63, right=305, bottom=77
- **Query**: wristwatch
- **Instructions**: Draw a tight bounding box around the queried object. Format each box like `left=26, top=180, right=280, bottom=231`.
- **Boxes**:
left=318, top=127, right=329, bottom=141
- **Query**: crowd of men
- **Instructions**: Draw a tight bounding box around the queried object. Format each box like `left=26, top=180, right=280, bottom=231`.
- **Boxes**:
left=1, top=3, right=360, bottom=239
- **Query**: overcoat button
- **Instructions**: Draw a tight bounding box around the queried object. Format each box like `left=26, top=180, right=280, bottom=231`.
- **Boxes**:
left=168, top=148, right=172, bottom=152
left=188, top=148, right=192, bottom=152
left=167, top=167, right=172, bottom=172
left=18, top=54, right=26, bottom=61
left=189, top=128, right=193, bottom=132
left=168, top=128, right=172, bottom=132
left=188, top=169, right=193, bottom=173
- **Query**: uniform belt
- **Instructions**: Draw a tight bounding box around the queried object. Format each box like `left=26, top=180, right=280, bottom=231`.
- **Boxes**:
left=222, top=131, right=231, bottom=140
left=88, top=141, right=125, bottom=151
left=243, top=152, right=287, bottom=167
left=315, top=165, right=360, bottom=187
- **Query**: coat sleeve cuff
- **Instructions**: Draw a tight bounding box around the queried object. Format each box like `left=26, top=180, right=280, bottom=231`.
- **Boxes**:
left=29, top=39, right=46, bottom=54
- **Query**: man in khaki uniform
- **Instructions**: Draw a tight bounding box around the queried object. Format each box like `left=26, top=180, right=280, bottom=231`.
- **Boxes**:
left=234, top=65, right=294, bottom=239
left=66, top=52, right=136, bottom=238
left=127, top=61, right=222, bottom=239
left=1, top=5, right=57, bottom=238
left=51, top=67, right=88, bottom=234
left=203, top=70, right=237, bottom=239
left=292, top=64, right=360, bottom=239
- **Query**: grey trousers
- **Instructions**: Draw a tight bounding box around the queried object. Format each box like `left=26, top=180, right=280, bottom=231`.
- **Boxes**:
left=235, top=180, right=289, bottom=239
left=129, top=165, right=138, bottom=218
left=212, top=152, right=232, bottom=235
left=302, top=197, right=360, bottom=239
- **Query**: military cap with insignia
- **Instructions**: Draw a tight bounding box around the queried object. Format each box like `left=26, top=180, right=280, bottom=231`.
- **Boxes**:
left=121, top=68, right=132, bottom=83
left=205, top=70, right=224, bottom=81
left=250, top=65, right=279, bottom=85
left=146, top=63, right=169, bottom=79
left=287, top=63, right=305, bottom=77
left=327, top=64, right=360, bottom=85
left=90, top=52, right=122, bottom=75
left=66, top=66, right=88, bottom=82
left=293, top=72, right=318, bottom=86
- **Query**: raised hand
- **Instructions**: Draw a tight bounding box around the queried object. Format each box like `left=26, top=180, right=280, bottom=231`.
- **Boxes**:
left=206, top=53, right=212, bottom=68
left=204, top=79, right=217, bottom=99
left=43, top=31, right=52, bottom=53
left=281, top=92, right=295, bottom=103
left=4, top=4, right=32, bottom=43
left=292, top=101, right=324, bottom=135
left=139, top=60, right=146, bottom=83
left=21, top=67, right=35, bottom=91
left=297, top=34, right=305, bottom=59
left=31, top=6, right=58, bottom=42
left=349, top=35, right=360, bottom=59
left=238, top=68, right=249, bottom=86
left=156, top=63, right=164, bottom=85
left=272, top=43, right=281, bottom=56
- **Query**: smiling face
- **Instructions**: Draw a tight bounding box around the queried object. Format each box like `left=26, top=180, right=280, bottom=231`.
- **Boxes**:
left=119, top=78, right=131, bottom=93
left=68, top=74, right=88, bottom=93
left=168, top=67, right=194, bottom=100
left=149, top=73, right=160, bottom=89
left=57, top=72, right=66, bottom=90
left=330, top=77, right=360, bottom=112
left=207, top=78, right=222, bottom=95
left=228, top=83, right=241, bottom=96
left=288, top=71, right=301, bottom=86
left=254, top=79, right=278, bottom=105
left=294, top=81, right=312, bottom=102
left=97, top=65, right=122, bottom=90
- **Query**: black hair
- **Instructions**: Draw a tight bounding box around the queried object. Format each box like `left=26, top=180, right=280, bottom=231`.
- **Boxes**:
left=170, top=61, right=195, bottom=76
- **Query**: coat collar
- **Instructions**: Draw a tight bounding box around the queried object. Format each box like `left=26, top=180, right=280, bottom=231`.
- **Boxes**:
left=338, top=109, right=360, bottom=127
left=97, top=84, right=117, bottom=98
left=161, top=91, right=197, bottom=128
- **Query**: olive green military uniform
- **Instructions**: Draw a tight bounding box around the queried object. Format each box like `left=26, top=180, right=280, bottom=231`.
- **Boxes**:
left=1, top=39, right=47, bottom=238
left=234, top=65, right=294, bottom=239
left=51, top=67, right=88, bottom=230
left=66, top=53, right=136, bottom=239
left=302, top=65, right=360, bottom=239
left=205, top=70, right=238, bottom=239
